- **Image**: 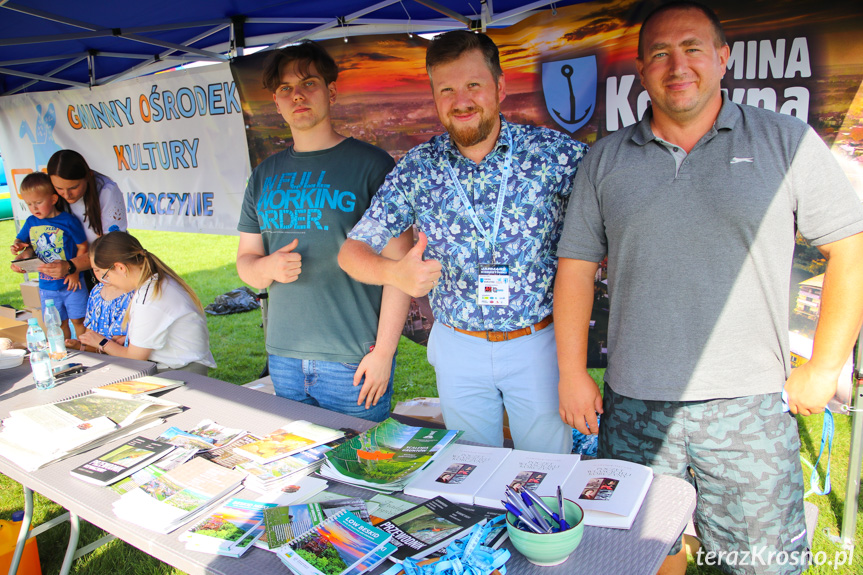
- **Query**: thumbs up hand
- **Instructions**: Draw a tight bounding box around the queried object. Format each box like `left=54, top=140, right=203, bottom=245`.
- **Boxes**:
left=268, top=238, right=302, bottom=284
left=396, top=232, right=442, bottom=297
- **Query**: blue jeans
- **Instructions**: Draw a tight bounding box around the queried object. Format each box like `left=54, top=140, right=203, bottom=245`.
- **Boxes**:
left=268, top=354, right=395, bottom=422
left=427, top=322, right=572, bottom=453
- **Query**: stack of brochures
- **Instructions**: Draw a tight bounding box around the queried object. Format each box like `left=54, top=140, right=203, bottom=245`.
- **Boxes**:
left=0, top=390, right=183, bottom=471
left=276, top=509, right=395, bottom=575
left=179, top=497, right=276, bottom=557
left=153, top=420, right=248, bottom=471
left=112, top=456, right=246, bottom=533
left=318, top=418, right=462, bottom=492
left=180, top=475, right=331, bottom=557
left=232, top=420, right=344, bottom=465
left=261, top=498, right=371, bottom=549
left=237, top=442, right=337, bottom=494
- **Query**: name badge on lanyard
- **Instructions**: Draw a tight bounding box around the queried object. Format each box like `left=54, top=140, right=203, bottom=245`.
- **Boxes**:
left=478, top=264, right=510, bottom=306
left=443, top=125, right=514, bottom=308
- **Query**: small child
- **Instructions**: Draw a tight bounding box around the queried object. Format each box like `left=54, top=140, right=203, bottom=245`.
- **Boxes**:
left=10, top=172, right=88, bottom=339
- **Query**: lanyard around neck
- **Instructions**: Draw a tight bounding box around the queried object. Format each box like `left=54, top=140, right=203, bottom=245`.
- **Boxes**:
left=441, top=125, right=513, bottom=252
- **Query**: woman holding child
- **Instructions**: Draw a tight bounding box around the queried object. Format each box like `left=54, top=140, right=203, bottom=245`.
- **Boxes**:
left=76, top=231, right=216, bottom=374
left=11, top=150, right=131, bottom=338
left=35, top=149, right=127, bottom=285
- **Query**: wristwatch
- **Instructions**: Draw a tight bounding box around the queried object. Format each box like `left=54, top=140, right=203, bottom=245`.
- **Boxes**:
left=67, top=260, right=77, bottom=276
left=98, top=338, right=109, bottom=353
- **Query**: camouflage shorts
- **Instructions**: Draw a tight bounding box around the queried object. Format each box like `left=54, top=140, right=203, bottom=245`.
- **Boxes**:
left=598, top=385, right=808, bottom=575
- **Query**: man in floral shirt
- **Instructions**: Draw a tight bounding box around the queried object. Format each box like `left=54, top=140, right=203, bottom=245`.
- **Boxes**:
left=339, top=31, right=587, bottom=453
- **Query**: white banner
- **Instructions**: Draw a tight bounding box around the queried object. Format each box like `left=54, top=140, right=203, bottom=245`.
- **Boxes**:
left=0, top=63, right=250, bottom=234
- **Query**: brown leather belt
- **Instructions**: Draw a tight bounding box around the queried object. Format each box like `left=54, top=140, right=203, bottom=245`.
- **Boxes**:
left=451, top=315, right=553, bottom=342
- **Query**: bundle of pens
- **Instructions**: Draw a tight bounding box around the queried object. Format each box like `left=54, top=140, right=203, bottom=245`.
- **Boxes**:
left=501, top=485, right=585, bottom=566
left=501, top=485, right=570, bottom=533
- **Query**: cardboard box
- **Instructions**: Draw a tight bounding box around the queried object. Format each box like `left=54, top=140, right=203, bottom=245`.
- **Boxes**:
left=0, top=306, right=21, bottom=320
left=0, top=306, right=33, bottom=321
left=20, top=281, right=40, bottom=309
left=393, top=397, right=513, bottom=441
left=393, top=397, right=445, bottom=426
left=0, top=316, right=29, bottom=345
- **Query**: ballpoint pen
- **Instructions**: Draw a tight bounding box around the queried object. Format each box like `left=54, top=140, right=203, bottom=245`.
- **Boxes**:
left=520, top=491, right=553, bottom=533
left=507, top=486, right=554, bottom=533
left=557, top=485, right=566, bottom=526
left=522, top=488, right=556, bottom=517
left=505, top=490, right=551, bottom=533
left=502, top=500, right=546, bottom=534
left=523, top=486, right=570, bottom=531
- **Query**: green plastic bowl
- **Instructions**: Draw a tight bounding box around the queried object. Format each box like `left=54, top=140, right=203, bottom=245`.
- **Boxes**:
left=505, top=495, right=585, bottom=566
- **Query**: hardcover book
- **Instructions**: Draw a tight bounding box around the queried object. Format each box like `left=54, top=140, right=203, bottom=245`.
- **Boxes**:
left=472, top=450, right=582, bottom=510
left=562, top=458, right=654, bottom=529
left=403, top=444, right=512, bottom=504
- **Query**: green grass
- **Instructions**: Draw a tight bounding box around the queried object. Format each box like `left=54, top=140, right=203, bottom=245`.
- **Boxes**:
left=1, top=221, right=861, bottom=574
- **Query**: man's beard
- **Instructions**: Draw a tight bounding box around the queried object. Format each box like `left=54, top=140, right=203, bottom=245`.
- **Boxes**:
left=445, top=106, right=497, bottom=149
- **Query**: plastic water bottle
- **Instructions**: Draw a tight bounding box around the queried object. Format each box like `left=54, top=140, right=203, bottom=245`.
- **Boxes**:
left=30, top=348, right=55, bottom=390
left=43, top=299, right=61, bottom=329
left=43, top=300, right=67, bottom=360
left=25, top=319, right=48, bottom=352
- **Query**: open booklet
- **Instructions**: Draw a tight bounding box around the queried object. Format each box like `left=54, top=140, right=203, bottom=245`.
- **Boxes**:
left=9, top=393, right=182, bottom=431
left=112, top=456, right=246, bottom=533
left=0, top=393, right=182, bottom=471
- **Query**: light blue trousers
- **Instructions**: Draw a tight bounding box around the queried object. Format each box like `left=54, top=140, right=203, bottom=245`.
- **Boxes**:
left=428, top=322, right=572, bottom=453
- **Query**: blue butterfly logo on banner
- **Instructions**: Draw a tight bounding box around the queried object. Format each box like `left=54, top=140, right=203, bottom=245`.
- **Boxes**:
left=542, top=56, right=597, bottom=134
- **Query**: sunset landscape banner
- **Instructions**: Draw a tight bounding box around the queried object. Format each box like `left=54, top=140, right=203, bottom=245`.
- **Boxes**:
left=231, top=0, right=863, bottom=369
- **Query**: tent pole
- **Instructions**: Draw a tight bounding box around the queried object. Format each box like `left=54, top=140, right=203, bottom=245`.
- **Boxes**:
left=258, top=290, right=269, bottom=378
left=839, top=328, right=863, bottom=552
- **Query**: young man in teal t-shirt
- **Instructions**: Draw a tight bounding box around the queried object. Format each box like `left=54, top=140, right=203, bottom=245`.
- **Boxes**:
left=236, top=41, right=412, bottom=421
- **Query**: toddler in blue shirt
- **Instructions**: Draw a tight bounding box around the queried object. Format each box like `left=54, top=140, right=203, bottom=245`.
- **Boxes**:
left=11, top=172, right=88, bottom=339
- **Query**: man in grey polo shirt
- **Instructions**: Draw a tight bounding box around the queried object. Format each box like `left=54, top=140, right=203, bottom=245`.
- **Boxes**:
left=554, top=2, right=863, bottom=574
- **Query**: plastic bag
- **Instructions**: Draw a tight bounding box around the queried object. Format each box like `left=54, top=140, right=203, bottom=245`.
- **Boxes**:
left=204, top=287, right=260, bottom=315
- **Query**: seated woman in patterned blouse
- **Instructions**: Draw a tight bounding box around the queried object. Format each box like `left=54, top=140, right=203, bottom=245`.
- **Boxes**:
left=67, top=274, right=133, bottom=352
